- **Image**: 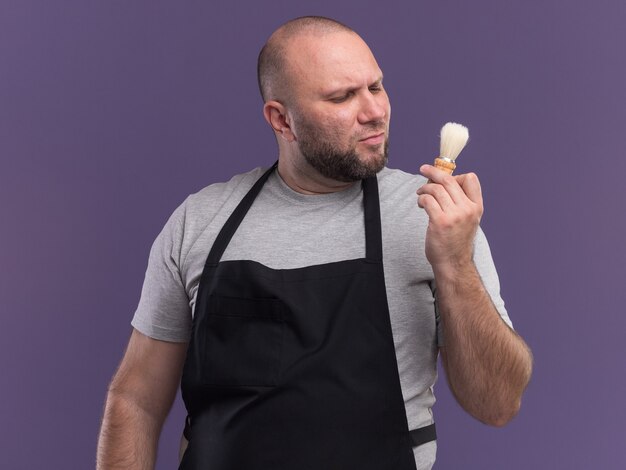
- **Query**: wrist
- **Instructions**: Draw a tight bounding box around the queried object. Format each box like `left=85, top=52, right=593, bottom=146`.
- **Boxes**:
left=432, top=260, right=477, bottom=283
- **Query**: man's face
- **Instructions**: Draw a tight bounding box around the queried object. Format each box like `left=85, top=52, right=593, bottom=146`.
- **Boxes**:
left=285, top=32, right=391, bottom=182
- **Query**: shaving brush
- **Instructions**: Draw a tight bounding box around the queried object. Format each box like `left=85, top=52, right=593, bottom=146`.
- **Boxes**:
left=432, top=122, right=469, bottom=177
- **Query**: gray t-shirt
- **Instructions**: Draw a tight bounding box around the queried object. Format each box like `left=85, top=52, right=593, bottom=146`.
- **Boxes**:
left=132, top=166, right=512, bottom=469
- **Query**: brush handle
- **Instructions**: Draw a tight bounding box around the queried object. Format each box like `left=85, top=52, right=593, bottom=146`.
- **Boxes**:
left=427, top=157, right=456, bottom=183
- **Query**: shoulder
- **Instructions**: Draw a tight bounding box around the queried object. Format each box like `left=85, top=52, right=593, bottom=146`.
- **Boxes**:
left=377, top=166, right=428, bottom=197
left=173, top=167, right=267, bottom=227
left=376, top=166, right=430, bottom=236
left=157, top=167, right=268, bottom=255
left=185, top=167, right=267, bottom=213
left=377, top=166, right=428, bottom=210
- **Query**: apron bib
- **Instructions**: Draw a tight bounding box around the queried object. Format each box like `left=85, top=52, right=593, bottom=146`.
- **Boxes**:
left=180, top=163, right=435, bottom=469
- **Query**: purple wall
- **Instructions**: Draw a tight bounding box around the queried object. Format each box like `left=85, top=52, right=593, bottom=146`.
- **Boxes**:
left=2, top=1, right=624, bottom=468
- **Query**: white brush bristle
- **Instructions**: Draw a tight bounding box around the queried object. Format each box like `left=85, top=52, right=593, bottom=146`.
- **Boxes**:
left=439, top=122, right=469, bottom=161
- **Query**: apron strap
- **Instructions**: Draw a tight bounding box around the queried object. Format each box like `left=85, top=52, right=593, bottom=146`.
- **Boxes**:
left=206, top=162, right=278, bottom=265
left=183, top=415, right=192, bottom=441
left=206, top=161, right=383, bottom=264
left=185, top=417, right=436, bottom=448
left=362, top=175, right=383, bottom=262
left=409, top=423, right=437, bottom=447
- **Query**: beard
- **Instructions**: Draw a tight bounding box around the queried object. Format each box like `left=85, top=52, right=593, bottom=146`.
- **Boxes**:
left=294, top=115, right=389, bottom=183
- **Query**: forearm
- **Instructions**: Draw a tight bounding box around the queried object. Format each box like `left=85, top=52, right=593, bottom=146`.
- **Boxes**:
left=435, top=262, right=532, bottom=426
left=96, top=390, right=161, bottom=470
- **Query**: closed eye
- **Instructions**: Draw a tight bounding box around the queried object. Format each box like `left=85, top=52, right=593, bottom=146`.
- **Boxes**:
left=330, top=91, right=354, bottom=103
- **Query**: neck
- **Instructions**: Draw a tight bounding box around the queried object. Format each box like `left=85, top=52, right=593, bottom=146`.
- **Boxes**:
left=277, top=156, right=356, bottom=195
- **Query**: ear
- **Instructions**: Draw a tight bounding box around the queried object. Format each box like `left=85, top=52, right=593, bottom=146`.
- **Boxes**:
left=263, top=100, right=296, bottom=142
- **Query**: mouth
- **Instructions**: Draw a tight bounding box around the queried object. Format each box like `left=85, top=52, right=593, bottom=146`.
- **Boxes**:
left=359, top=132, right=385, bottom=145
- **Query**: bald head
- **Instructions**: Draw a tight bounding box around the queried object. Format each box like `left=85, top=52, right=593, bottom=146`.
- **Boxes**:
left=257, top=16, right=357, bottom=103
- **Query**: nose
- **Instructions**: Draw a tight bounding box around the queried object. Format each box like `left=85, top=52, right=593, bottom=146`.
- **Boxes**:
left=357, top=90, right=388, bottom=125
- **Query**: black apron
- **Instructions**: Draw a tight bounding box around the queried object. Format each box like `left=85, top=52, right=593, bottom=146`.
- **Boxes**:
left=179, top=163, right=436, bottom=470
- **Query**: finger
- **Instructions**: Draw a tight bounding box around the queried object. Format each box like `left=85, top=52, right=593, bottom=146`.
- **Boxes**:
left=455, top=172, right=483, bottom=206
left=419, top=164, right=467, bottom=205
left=419, top=164, right=448, bottom=183
left=416, top=182, right=456, bottom=213
left=417, top=193, right=444, bottom=221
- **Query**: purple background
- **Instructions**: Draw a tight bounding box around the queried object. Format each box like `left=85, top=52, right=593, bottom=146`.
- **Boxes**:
left=1, top=1, right=625, bottom=468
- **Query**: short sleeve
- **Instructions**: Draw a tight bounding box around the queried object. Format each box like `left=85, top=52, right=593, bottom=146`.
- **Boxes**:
left=436, top=226, right=512, bottom=347
left=131, top=199, right=192, bottom=342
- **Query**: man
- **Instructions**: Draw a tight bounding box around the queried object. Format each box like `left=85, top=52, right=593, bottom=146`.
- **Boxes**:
left=97, top=16, right=532, bottom=470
